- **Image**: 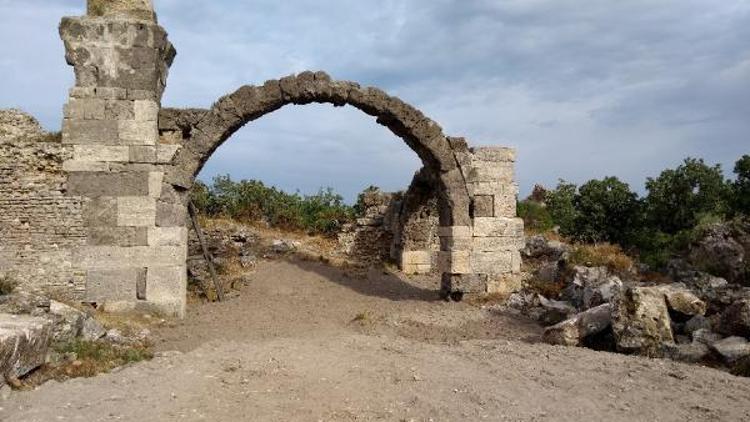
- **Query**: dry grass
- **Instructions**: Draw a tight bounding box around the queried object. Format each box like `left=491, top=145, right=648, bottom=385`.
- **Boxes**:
left=525, top=277, right=567, bottom=299
left=568, top=243, right=635, bottom=274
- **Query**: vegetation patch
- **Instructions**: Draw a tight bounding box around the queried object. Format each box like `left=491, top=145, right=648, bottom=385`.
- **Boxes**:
left=0, top=275, right=18, bottom=295
left=568, top=243, right=635, bottom=274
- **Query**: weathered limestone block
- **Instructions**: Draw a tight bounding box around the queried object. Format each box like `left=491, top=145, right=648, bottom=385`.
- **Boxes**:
left=473, top=236, right=525, bottom=252
left=0, top=314, right=52, bottom=384
left=470, top=251, right=514, bottom=274
left=85, top=267, right=143, bottom=302
left=68, top=171, right=150, bottom=197
left=473, top=195, right=494, bottom=217
left=118, top=120, right=158, bottom=145
left=145, top=266, right=187, bottom=317
left=612, top=286, right=674, bottom=357
left=87, top=226, right=148, bottom=247
left=471, top=147, right=516, bottom=163
left=73, top=145, right=129, bottom=162
left=62, top=119, right=119, bottom=145
left=88, top=0, right=156, bottom=22
left=473, top=217, right=524, bottom=238
left=401, top=251, right=432, bottom=275
left=148, top=227, right=188, bottom=247
left=437, top=251, right=472, bottom=274
left=543, top=304, right=612, bottom=347
left=74, top=246, right=186, bottom=269
left=116, top=196, right=156, bottom=226
left=466, top=162, right=514, bottom=184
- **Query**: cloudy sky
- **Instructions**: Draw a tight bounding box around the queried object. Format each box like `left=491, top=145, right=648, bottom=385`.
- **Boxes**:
left=1, top=0, right=748, bottom=202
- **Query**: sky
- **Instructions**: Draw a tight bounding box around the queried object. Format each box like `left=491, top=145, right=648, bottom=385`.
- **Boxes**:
left=1, top=0, right=748, bottom=202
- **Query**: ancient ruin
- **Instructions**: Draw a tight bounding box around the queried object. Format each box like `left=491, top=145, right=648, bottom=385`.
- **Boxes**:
left=0, top=0, right=524, bottom=317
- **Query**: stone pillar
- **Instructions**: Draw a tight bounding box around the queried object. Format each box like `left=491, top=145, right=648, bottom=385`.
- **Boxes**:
left=59, top=1, right=185, bottom=316
left=439, top=146, right=525, bottom=297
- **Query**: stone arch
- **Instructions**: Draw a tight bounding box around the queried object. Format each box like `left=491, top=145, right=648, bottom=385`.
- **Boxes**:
left=159, top=71, right=471, bottom=228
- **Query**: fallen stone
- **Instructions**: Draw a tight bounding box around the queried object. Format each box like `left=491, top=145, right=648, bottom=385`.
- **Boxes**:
left=710, top=336, right=750, bottom=364
left=562, top=266, right=622, bottom=310
left=612, top=286, right=674, bottom=357
left=659, top=285, right=706, bottom=318
left=692, top=328, right=723, bottom=346
left=80, top=316, right=106, bottom=341
left=48, top=300, right=85, bottom=343
left=0, top=314, right=52, bottom=385
left=663, top=341, right=711, bottom=363
left=272, top=239, right=300, bottom=253
left=537, top=295, right=576, bottom=326
left=719, top=299, right=750, bottom=338
left=542, top=304, right=612, bottom=347
left=0, top=292, right=50, bottom=316
left=684, top=315, right=712, bottom=336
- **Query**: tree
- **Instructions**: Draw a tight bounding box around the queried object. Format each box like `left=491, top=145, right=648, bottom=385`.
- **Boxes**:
left=732, top=155, right=750, bottom=216
left=545, top=180, right=578, bottom=236
left=574, top=177, right=641, bottom=244
left=644, top=158, right=729, bottom=234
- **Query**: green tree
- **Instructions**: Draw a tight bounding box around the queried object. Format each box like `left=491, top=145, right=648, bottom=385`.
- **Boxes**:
left=644, top=158, right=729, bottom=234
left=517, top=200, right=554, bottom=233
left=732, top=155, right=750, bottom=216
left=545, top=180, right=578, bottom=236
left=574, top=177, right=641, bottom=244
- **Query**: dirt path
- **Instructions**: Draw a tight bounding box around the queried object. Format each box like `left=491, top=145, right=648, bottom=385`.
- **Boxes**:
left=3, top=258, right=750, bottom=421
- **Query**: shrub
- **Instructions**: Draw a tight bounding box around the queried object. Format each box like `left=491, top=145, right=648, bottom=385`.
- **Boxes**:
left=644, top=158, right=730, bottom=234
left=732, top=155, right=750, bottom=216
left=568, top=243, right=635, bottom=274
left=191, top=175, right=355, bottom=237
left=517, top=199, right=553, bottom=233
left=573, top=177, right=641, bottom=244
left=545, top=180, right=578, bottom=236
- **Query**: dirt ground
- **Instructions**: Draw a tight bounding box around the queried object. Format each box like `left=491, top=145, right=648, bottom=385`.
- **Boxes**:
left=2, top=257, right=750, bottom=421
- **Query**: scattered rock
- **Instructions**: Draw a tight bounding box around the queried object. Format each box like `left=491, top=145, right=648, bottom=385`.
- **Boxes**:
left=692, top=329, right=723, bottom=346
left=710, top=336, right=750, bottom=364
left=612, top=286, right=674, bottom=357
left=537, top=295, right=576, bottom=326
left=719, top=299, right=750, bottom=338
left=80, top=316, right=106, bottom=341
left=48, top=300, right=85, bottom=343
left=272, top=239, right=300, bottom=253
left=659, top=285, right=707, bottom=318
left=663, top=342, right=711, bottom=363
left=523, top=235, right=569, bottom=260
left=542, top=304, right=612, bottom=347
left=684, top=315, right=712, bottom=336
left=562, top=266, right=622, bottom=310
left=689, top=223, right=746, bottom=284
left=0, top=314, right=52, bottom=386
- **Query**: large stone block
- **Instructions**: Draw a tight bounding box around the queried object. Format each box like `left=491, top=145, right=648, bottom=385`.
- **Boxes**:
left=494, top=191, right=518, bottom=217
left=104, top=100, right=135, bottom=120
left=129, top=145, right=157, bottom=163
left=63, top=160, right=110, bottom=172
left=148, top=227, right=188, bottom=247
left=87, top=226, right=148, bottom=247
left=134, top=100, right=159, bottom=121
left=73, top=145, right=129, bottom=162
left=85, top=267, right=140, bottom=302
left=0, top=315, right=52, bottom=384
left=471, top=147, right=516, bottom=163
left=437, top=226, right=472, bottom=238
left=118, top=120, right=157, bottom=145
left=83, top=197, right=118, bottom=226
left=68, top=171, right=150, bottom=197
left=148, top=171, right=164, bottom=198
left=62, top=119, right=118, bottom=145
left=466, top=163, right=514, bottom=184
left=473, top=236, right=525, bottom=252
left=470, top=250, right=514, bottom=274
left=146, top=265, right=187, bottom=317
left=74, top=246, right=186, bottom=269
left=155, top=201, right=188, bottom=227
left=473, top=217, right=524, bottom=237
left=156, top=144, right=180, bottom=163
left=63, top=98, right=105, bottom=120
left=437, top=251, right=472, bottom=274
left=117, top=196, right=156, bottom=226
left=473, top=195, right=494, bottom=217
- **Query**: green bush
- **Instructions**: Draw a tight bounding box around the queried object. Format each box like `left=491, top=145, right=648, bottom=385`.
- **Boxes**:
left=644, top=158, right=730, bottom=234
left=517, top=199, right=553, bottom=233
left=732, top=155, right=750, bottom=216
left=573, top=177, right=641, bottom=244
left=545, top=180, right=578, bottom=236
left=191, top=175, right=355, bottom=237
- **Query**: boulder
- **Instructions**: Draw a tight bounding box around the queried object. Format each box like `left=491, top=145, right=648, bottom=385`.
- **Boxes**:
left=523, top=235, right=569, bottom=260
left=684, top=315, right=712, bottom=336
left=710, top=336, right=750, bottom=364
left=0, top=314, right=52, bottom=385
left=658, top=284, right=706, bottom=318
left=48, top=300, right=85, bottom=343
left=542, top=304, right=612, bottom=347
left=537, top=295, right=576, bottom=326
left=612, top=286, right=674, bottom=357
left=562, top=266, right=623, bottom=310
left=272, top=239, right=300, bottom=253
left=663, top=341, right=711, bottom=363
left=80, top=316, right=106, bottom=341
left=0, top=292, right=50, bottom=316
left=692, top=328, right=723, bottom=346
left=719, top=299, right=750, bottom=338
left=689, top=223, right=746, bottom=284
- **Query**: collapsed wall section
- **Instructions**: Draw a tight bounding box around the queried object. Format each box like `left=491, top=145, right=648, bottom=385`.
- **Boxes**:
left=0, top=111, right=86, bottom=297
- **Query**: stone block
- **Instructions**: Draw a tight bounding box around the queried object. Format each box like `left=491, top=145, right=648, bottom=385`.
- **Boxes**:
left=437, top=226, right=472, bottom=238
left=148, top=171, right=164, bottom=198
left=74, top=246, right=187, bottom=269
left=156, top=201, right=188, bottom=227
left=85, top=267, right=140, bottom=302
left=449, top=273, right=488, bottom=294
left=468, top=181, right=506, bottom=196
left=104, top=100, right=135, bottom=120
left=68, top=171, right=150, bottom=197
left=94, top=87, right=127, bottom=100
left=69, top=87, right=95, bottom=98
left=0, top=315, right=52, bottom=383
left=466, top=163, right=514, bottom=184
left=117, top=196, right=156, bottom=226
left=127, top=89, right=156, bottom=101
left=73, top=145, right=129, bottom=162
left=473, top=217, right=524, bottom=237
left=83, top=197, right=118, bottom=226
left=470, top=251, right=513, bottom=274
left=156, top=144, right=180, bottom=163
left=400, top=251, right=431, bottom=272
left=148, top=227, right=188, bottom=247
left=494, top=191, right=518, bottom=217
left=402, top=263, right=432, bottom=275
left=486, top=274, right=523, bottom=296
left=62, top=119, right=119, bottom=145
left=134, top=100, right=159, bottom=121
left=146, top=266, right=187, bottom=317
left=129, top=145, right=157, bottom=163
left=473, top=236, right=525, bottom=252
left=437, top=251, right=472, bottom=274
left=471, top=147, right=516, bottom=163
left=64, top=98, right=105, bottom=120
left=87, top=226, right=148, bottom=247
left=473, top=195, right=494, bottom=217
left=63, top=160, right=110, bottom=172
left=118, top=120, right=157, bottom=145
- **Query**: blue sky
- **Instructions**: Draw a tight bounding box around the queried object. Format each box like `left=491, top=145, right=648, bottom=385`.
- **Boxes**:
left=1, top=0, right=749, bottom=202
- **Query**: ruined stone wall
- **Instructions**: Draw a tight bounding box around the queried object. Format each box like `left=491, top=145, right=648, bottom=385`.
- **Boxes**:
left=0, top=110, right=86, bottom=297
